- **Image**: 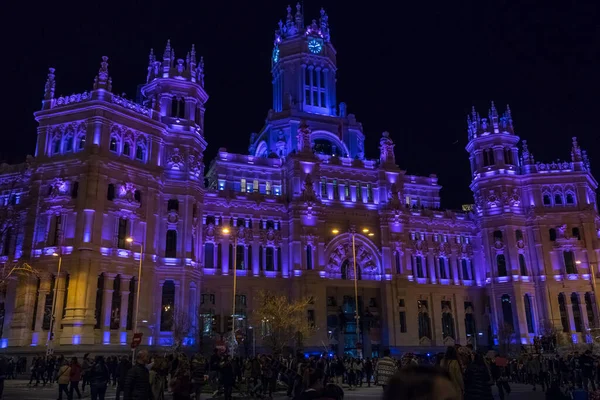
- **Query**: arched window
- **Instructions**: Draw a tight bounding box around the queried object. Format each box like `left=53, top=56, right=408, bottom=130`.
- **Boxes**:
left=109, top=137, right=118, bottom=152
left=107, top=183, right=115, bottom=201
left=415, top=256, right=424, bottom=278
left=543, top=194, right=551, bottom=205
left=165, top=230, right=177, bottom=258
left=497, top=254, right=507, bottom=277
left=417, top=300, right=432, bottom=339
left=235, top=245, right=244, bottom=270
left=566, top=192, right=575, bottom=204
left=549, top=228, right=557, bottom=241
left=306, top=246, right=313, bottom=270
left=524, top=294, right=535, bottom=333
left=65, top=135, right=74, bottom=152
left=441, top=301, right=455, bottom=339
left=571, top=293, right=584, bottom=333
left=204, top=243, right=214, bottom=268
left=515, top=230, right=523, bottom=241
left=123, top=142, right=131, bottom=157
left=53, top=139, right=61, bottom=154
left=160, top=281, right=175, bottom=331
left=136, top=142, right=146, bottom=161
left=558, top=294, right=569, bottom=332
left=554, top=193, right=563, bottom=205
left=77, top=135, right=86, bottom=150
left=461, top=259, right=469, bottom=280
left=341, top=259, right=349, bottom=280
left=572, top=227, right=581, bottom=240
left=564, top=251, right=577, bottom=274
left=501, top=294, right=514, bottom=328
left=493, top=230, right=503, bottom=241
left=519, top=254, right=527, bottom=276
left=504, top=148, right=513, bottom=165
left=134, top=190, right=141, bottom=203
left=438, top=257, right=447, bottom=279
left=266, top=247, right=274, bottom=271
left=110, top=276, right=122, bottom=330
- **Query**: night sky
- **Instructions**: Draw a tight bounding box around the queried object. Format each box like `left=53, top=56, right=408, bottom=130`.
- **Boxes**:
left=3, top=1, right=599, bottom=209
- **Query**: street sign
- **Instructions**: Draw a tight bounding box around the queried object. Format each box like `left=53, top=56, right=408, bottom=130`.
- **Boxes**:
left=131, top=332, right=143, bottom=349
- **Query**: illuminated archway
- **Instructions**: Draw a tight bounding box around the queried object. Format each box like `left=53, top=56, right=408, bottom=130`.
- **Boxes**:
left=324, top=233, right=381, bottom=280
left=311, top=130, right=350, bottom=158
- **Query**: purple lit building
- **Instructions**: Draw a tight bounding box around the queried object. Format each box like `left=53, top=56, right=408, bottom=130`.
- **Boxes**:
left=0, top=5, right=598, bottom=355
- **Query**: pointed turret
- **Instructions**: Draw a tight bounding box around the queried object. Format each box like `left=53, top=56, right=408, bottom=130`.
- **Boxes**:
left=92, top=56, right=112, bottom=91
left=489, top=101, right=499, bottom=130
left=197, top=56, right=205, bottom=88
left=295, top=2, right=304, bottom=31
left=44, top=68, right=56, bottom=101
left=320, top=8, right=330, bottom=42
left=189, top=44, right=197, bottom=75
left=162, top=39, right=172, bottom=76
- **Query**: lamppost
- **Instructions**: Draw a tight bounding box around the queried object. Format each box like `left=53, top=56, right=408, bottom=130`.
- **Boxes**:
left=126, top=237, right=143, bottom=360
left=46, top=252, right=62, bottom=353
left=222, top=226, right=238, bottom=356
left=331, top=226, right=375, bottom=357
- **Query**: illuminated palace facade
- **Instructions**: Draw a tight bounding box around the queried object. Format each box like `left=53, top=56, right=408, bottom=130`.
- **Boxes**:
left=0, top=5, right=599, bottom=355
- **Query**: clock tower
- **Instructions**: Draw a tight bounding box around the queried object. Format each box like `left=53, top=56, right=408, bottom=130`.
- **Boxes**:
left=271, top=4, right=337, bottom=116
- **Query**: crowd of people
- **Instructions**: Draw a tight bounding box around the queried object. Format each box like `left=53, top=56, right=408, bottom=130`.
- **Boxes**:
left=4, top=345, right=600, bottom=400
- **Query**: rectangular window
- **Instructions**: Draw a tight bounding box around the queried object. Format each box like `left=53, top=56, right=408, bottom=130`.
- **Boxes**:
left=399, top=298, right=405, bottom=307
left=253, top=180, right=259, bottom=192
left=117, top=218, right=127, bottom=249
left=307, top=310, right=315, bottom=327
left=320, top=92, right=326, bottom=107
left=332, top=180, right=338, bottom=200
left=313, top=91, right=319, bottom=106
left=367, top=184, right=373, bottom=202
left=399, top=311, right=407, bottom=333
left=305, top=89, right=311, bottom=105
left=320, top=178, right=327, bottom=197
left=357, top=183, right=363, bottom=202
left=344, top=182, right=350, bottom=198
left=564, top=251, right=577, bottom=274
left=165, top=230, right=177, bottom=258
left=265, top=181, right=272, bottom=195
left=240, top=179, right=246, bottom=193
left=320, top=70, right=326, bottom=88
left=49, top=215, right=62, bottom=247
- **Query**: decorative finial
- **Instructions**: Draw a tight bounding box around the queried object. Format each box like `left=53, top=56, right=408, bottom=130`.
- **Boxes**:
left=320, top=7, right=330, bottom=41
left=44, top=67, right=56, bottom=100
left=489, top=101, right=499, bottom=127
left=148, top=48, right=155, bottom=64
left=93, top=56, right=111, bottom=91
left=190, top=44, right=197, bottom=63
left=295, top=2, right=303, bottom=30
left=583, top=150, right=591, bottom=170
left=380, top=131, right=395, bottom=165
left=196, top=56, right=205, bottom=87
left=521, top=140, right=531, bottom=165
left=571, top=136, right=583, bottom=162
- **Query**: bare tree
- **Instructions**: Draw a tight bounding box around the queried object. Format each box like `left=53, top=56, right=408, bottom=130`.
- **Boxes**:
left=251, top=290, right=316, bottom=355
left=497, top=323, right=516, bottom=356
left=171, top=310, right=193, bottom=352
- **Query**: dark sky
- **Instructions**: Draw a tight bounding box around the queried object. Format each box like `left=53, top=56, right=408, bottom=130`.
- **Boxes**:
left=3, top=1, right=600, bottom=209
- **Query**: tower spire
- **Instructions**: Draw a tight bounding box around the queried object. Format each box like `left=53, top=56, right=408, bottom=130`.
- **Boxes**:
left=295, top=2, right=304, bottom=31
left=162, top=39, right=172, bottom=75
left=93, top=56, right=112, bottom=91
left=44, top=67, right=56, bottom=101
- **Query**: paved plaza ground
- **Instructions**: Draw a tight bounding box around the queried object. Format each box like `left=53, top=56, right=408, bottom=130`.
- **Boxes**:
left=2, top=380, right=547, bottom=400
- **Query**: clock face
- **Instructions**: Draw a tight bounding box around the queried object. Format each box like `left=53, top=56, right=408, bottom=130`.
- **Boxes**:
left=272, top=47, right=280, bottom=63
left=308, top=39, right=323, bottom=54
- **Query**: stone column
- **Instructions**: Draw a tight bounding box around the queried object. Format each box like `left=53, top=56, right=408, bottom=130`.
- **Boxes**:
left=427, top=252, right=436, bottom=284
left=450, top=252, right=460, bottom=285
left=34, top=275, right=53, bottom=336
left=53, top=273, right=68, bottom=333
left=252, top=241, right=260, bottom=276
left=1, top=278, right=17, bottom=340
left=119, top=275, right=132, bottom=331
left=430, top=293, right=442, bottom=346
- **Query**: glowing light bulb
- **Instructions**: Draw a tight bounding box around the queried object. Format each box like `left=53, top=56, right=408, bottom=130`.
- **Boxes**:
left=332, top=229, right=339, bottom=234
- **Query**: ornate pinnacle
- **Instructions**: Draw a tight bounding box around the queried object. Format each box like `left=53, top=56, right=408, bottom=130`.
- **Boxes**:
left=521, top=140, right=531, bottom=165
left=489, top=101, right=498, bottom=125
left=44, top=67, right=56, bottom=100
left=190, top=44, right=197, bottom=64
left=148, top=48, right=155, bottom=65
left=93, top=56, right=111, bottom=91
left=197, top=56, right=205, bottom=87
left=163, top=39, right=172, bottom=61
left=295, top=2, right=303, bottom=29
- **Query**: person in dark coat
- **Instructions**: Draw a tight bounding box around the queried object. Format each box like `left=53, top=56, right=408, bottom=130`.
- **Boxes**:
left=89, top=356, right=110, bottom=400
left=124, top=351, right=151, bottom=400
left=219, top=356, right=235, bottom=400
left=115, top=355, right=132, bottom=400
left=464, top=354, right=493, bottom=400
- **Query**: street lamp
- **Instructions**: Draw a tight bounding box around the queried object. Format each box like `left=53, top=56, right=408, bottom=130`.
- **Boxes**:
left=126, top=237, right=143, bottom=360
left=222, top=226, right=238, bottom=356
left=331, top=226, right=375, bottom=357
left=47, top=252, right=62, bottom=353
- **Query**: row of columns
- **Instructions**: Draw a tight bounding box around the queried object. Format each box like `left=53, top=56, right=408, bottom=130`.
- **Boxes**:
left=205, top=241, right=281, bottom=275
left=403, top=251, right=476, bottom=284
